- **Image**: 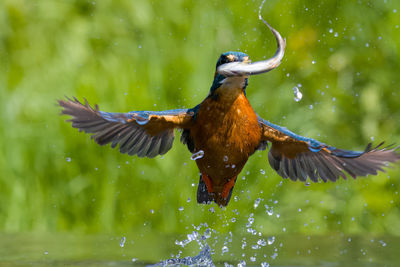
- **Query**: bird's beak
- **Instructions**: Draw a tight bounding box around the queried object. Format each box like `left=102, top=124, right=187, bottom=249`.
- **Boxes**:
left=217, top=21, right=286, bottom=77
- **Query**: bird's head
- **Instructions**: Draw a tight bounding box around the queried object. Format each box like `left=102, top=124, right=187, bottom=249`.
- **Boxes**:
left=215, top=22, right=286, bottom=77
left=209, top=52, right=251, bottom=97
left=209, top=22, right=286, bottom=99
left=215, top=52, right=250, bottom=70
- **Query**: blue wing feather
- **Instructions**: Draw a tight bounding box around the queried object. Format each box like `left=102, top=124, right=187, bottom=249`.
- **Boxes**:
left=257, top=115, right=399, bottom=182
left=257, top=116, right=335, bottom=152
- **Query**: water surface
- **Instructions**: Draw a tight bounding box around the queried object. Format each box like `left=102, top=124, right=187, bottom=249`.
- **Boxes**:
left=1, top=232, right=399, bottom=266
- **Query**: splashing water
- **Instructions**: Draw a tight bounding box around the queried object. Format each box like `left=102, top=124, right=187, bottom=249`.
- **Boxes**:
left=134, top=114, right=150, bottom=125
left=265, top=204, right=274, bottom=216
left=258, top=0, right=268, bottom=23
left=253, top=198, right=262, bottom=209
left=119, top=236, right=126, bottom=248
left=191, top=150, right=205, bottom=160
left=267, top=236, right=275, bottom=245
left=151, top=230, right=215, bottom=267
left=150, top=244, right=214, bottom=267
left=293, top=86, right=303, bottom=102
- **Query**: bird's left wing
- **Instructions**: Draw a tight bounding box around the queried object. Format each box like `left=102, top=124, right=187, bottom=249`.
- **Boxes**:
left=258, top=116, right=400, bottom=182
left=59, top=97, right=194, bottom=158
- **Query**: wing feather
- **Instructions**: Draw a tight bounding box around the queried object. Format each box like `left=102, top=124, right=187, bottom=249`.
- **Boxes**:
left=59, top=97, right=194, bottom=158
left=259, top=117, right=400, bottom=182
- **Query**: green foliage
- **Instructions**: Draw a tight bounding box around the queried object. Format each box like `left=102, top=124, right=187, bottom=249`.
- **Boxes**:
left=0, top=0, right=399, bottom=236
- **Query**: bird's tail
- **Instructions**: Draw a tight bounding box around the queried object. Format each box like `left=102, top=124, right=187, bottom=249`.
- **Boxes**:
left=196, top=174, right=235, bottom=207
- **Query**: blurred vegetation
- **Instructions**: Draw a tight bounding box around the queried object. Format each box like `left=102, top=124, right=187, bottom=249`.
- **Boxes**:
left=0, top=0, right=399, bottom=238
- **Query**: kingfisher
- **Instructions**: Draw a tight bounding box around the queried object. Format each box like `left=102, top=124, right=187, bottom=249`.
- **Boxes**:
left=59, top=22, right=400, bottom=207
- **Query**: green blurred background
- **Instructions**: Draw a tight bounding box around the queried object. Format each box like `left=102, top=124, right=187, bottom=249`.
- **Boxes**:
left=0, top=0, right=399, bottom=241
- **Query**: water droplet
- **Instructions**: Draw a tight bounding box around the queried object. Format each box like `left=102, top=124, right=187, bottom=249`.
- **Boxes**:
left=312, top=60, right=316, bottom=64
left=379, top=240, right=387, bottom=247
left=178, top=206, right=184, bottom=211
left=257, top=239, right=267, bottom=246
left=267, top=236, right=275, bottom=245
left=44, top=251, right=49, bottom=255
left=253, top=198, right=261, bottom=209
left=134, top=115, right=149, bottom=125
left=329, top=28, right=333, bottom=33
left=138, top=44, right=142, bottom=48
left=265, top=205, right=274, bottom=216
left=238, top=260, right=246, bottom=267
left=247, top=216, right=255, bottom=227
left=120, top=236, right=126, bottom=248
left=150, top=209, right=154, bottom=214
left=293, top=86, right=303, bottom=102
left=191, top=150, right=204, bottom=160
left=223, top=155, right=229, bottom=162
left=261, top=262, right=270, bottom=267
left=260, top=169, right=265, bottom=175
left=241, top=240, right=247, bottom=249
left=187, top=197, right=191, bottom=203
left=221, top=245, right=229, bottom=254
left=66, top=157, right=71, bottom=162
left=204, top=228, right=212, bottom=238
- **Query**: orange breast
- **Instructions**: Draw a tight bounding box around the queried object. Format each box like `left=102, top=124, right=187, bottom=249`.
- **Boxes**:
left=190, top=93, right=262, bottom=192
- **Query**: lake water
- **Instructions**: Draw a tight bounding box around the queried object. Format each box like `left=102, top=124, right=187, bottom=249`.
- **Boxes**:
left=1, top=232, right=399, bottom=266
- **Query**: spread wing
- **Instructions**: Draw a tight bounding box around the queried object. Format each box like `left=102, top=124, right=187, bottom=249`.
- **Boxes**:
left=258, top=116, right=400, bottom=182
left=59, top=97, right=194, bottom=158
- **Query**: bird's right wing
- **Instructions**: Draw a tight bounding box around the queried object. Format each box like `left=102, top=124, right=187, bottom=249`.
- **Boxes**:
left=59, top=97, right=195, bottom=158
left=258, top=116, right=400, bottom=182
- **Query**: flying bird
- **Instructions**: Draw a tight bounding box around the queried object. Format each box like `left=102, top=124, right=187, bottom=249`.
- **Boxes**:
left=59, top=22, right=400, bottom=206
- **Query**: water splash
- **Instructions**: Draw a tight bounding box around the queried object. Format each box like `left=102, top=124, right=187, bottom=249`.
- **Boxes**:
left=253, top=198, right=262, bottom=209
left=191, top=150, right=205, bottom=160
left=150, top=244, right=214, bottom=267
left=258, top=0, right=268, bottom=23
left=120, top=236, right=126, bottom=248
left=293, top=86, right=303, bottom=102
left=265, top=204, right=274, bottom=216
left=267, top=236, right=275, bottom=245
left=151, top=230, right=215, bottom=267
left=133, top=114, right=150, bottom=125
